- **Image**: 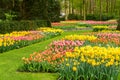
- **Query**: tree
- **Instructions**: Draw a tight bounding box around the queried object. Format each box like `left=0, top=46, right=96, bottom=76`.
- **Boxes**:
left=83, top=0, right=86, bottom=20
left=1, top=0, right=120, bottom=21
left=99, top=0, right=102, bottom=20
left=48, top=0, right=60, bottom=22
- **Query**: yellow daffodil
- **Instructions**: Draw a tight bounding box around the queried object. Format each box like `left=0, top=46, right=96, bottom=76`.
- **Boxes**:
left=72, top=66, right=77, bottom=71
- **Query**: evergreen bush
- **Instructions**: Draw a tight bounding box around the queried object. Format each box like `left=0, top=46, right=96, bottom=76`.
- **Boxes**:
left=0, top=20, right=49, bottom=34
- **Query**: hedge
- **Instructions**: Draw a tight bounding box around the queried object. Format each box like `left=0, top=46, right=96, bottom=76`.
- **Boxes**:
left=0, top=20, right=51, bottom=34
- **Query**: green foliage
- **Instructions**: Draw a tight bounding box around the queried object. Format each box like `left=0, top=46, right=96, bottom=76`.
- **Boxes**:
left=48, top=0, right=60, bottom=22
left=59, top=58, right=119, bottom=80
left=61, top=0, right=120, bottom=21
left=86, top=14, right=114, bottom=21
left=0, top=20, right=49, bottom=34
left=18, top=61, right=57, bottom=72
left=67, top=13, right=115, bottom=21
left=27, top=0, right=47, bottom=20
left=76, top=15, right=83, bottom=20
left=0, top=0, right=60, bottom=23
left=5, top=12, right=17, bottom=21
left=0, top=8, right=5, bottom=20
left=68, top=14, right=77, bottom=20
left=68, top=14, right=83, bottom=20
left=86, top=14, right=96, bottom=20
left=101, top=14, right=114, bottom=21
left=116, top=19, right=120, bottom=30
left=60, top=17, right=65, bottom=21
left=21, top=0, right=60, bottom=22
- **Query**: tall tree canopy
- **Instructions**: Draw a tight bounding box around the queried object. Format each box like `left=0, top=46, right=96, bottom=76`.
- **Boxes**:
left=0, top=0, right=60, bottom=22
left=60, top=0, right=120, bottom=20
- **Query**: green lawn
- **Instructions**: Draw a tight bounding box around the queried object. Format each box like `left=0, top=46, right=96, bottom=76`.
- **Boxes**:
left=0, top=30, right=89, bottom=80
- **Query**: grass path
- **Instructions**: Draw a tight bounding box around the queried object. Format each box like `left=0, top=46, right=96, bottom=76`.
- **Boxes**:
left=0, top=31, right=89, bottom=80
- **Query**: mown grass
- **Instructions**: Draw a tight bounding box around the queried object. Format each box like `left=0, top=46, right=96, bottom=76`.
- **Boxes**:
left=0, top=30, right=90, bottom=80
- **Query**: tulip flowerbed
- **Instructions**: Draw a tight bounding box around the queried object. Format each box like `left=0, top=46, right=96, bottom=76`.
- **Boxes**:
left=79, top=20, right=117, bottom=26
left=20, top=40, right=84, bottom=72
left=20, top=32, right=120, bottom=80
left=0, top=28, right=63, bottom=53
left=52, top=20, right=117, bottom=32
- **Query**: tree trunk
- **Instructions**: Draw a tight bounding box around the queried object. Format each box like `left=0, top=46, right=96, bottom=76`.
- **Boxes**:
left=43, top=0, right=51, bottom=27
left=113, top=0, right=116, bottom=15
left=83, top=0, right=86, bottom=20
left=89, top=0, right=92, bottom=14
left=64, top=0, right=68, bottom=20
left=12, top=0, right=15, bottom=8
left=100, top=0, right=102, bottom=20
left=93, top=0, right=97, bottom=14
left=106, top=0, right=108, bottom=13
left=71, top=0, right=74, bottom=14
left=68, top=0, right=70, bottom=14
left=19, top=0, right=23, bottom=18
left=91, top=0, right=94, bottom=14
left=86, top=0, right=89, bottom=15
left=108, top=0, right=111, bottom=13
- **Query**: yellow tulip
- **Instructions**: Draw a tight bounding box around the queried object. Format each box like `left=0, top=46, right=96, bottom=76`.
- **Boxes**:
left=72, top=66, right=77, bottom=71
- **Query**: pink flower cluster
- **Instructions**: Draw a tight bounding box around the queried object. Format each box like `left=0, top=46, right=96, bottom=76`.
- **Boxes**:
left=80, top=20, right=117, bottom=25
left=108, top=26, right=117, bottom=29
left=52, top=20, right=117, bottom=27
left=52, top=23, right=74, bottom=27
left=91, top=33, right=120, bottom=45
left=49, top=40, right=84, bottom=54
left=12, top=32, right=43, bottom=41
left=97, top=33, right=120, bottom=38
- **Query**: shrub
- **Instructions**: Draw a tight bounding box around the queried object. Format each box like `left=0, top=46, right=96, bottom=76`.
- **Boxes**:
left=76, top=14, right=83, bottom=20
left=101, top=14, right=114, bottom=21
left=60, top=17, right=65, bottom=21
left=86, top=14, right=115, bottom=21
left=68, top=14, right=83, bottom=20
left=68, top=14, right=77, bottom=20
left=86, top=14, right=96, bottom=20
left=0, top=8, right=6, bottom=20
left=0, top=20, right=49, bottom=34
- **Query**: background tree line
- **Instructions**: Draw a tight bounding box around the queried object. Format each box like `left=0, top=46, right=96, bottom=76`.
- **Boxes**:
left=0, top=0, right=60, bottom=22
left=61, top=0, right=120, bottom=21
left=0, top=0, right=120, bottom=21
